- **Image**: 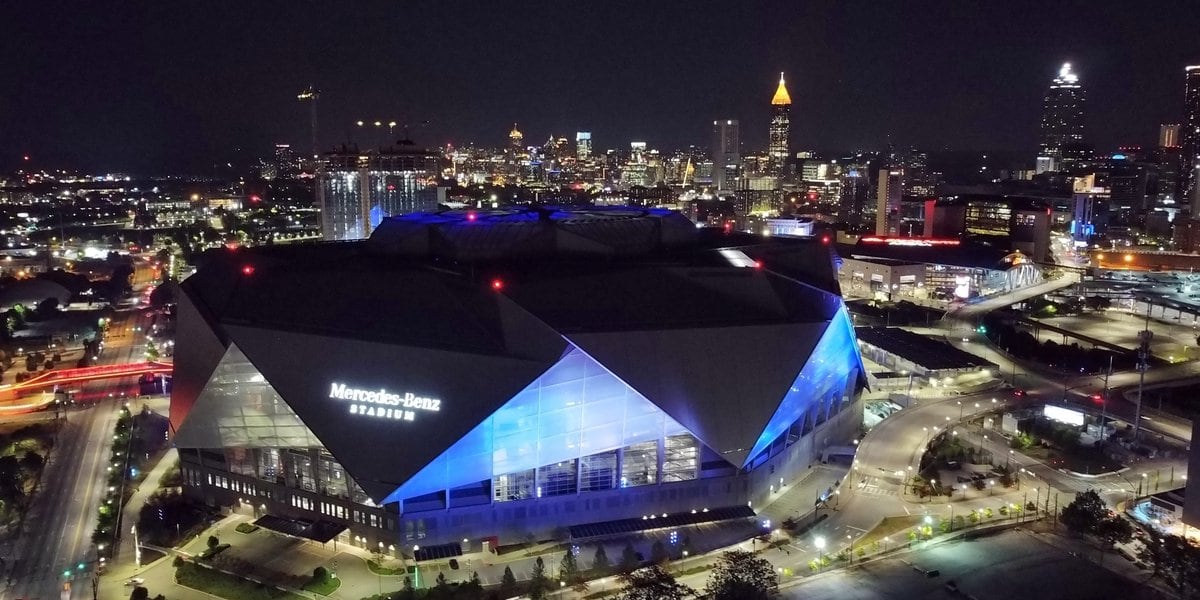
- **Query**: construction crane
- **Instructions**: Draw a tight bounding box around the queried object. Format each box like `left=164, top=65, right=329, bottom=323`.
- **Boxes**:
left=297, top=85, right=320, bottom=158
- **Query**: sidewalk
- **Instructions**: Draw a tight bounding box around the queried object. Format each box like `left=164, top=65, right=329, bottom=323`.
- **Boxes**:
left=109, top=444, right=178, bottom=574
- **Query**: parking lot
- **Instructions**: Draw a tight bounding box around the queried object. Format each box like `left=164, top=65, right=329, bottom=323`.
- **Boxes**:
left=782, top=527, right=1163, bottom=600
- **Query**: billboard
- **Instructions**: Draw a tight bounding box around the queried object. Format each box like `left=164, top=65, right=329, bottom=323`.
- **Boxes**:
left=1043, top=405, right=1085, bottom=427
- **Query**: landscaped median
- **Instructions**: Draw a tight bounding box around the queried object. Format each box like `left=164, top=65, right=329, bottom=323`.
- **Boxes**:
left=805, top=509, right=1046, bottom=574
left=175, top=535, right=341, bottom=599
left=174, top=558, right=305, bottom=600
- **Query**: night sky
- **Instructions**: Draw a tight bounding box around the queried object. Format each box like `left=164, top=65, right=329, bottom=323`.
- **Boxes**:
left=3, top=1, right=1199, bottom=173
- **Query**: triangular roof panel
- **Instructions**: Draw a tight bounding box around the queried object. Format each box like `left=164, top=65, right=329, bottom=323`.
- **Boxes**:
left=226, top=325, right=564, bottom=503
left=567, top=322, right=828, bottom=466
left=174, top=344, right=322, bottom=449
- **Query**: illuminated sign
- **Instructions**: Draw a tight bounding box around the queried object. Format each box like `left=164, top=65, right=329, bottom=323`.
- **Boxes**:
left=953, top=275, right=971, bottom=299
left=328, top=382, right=440, bottom=422
left=1043, top=405, right=1084, bottom=427
left=859, top=236, right=960, bottom=247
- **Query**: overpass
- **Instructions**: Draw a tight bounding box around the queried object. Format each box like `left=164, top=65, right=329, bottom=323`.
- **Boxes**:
left=0, top=361, right=173, bottom=415
left=948, top=271, right=1080, bottom=318
left=1016, top=316, right=1131, bottom=354
left=9, top=360, right=172, bottom=393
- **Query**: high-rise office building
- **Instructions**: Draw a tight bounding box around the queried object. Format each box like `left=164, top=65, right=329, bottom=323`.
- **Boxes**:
left=1161, top=124, right=1181, bottom=149
left=576, top=131, right=592, bottom=161
left=1158, top=124, right=1182, bottom=206
left=1037, top=63, right=1086, bottom=174
left=509, top=123, right=524, bottom=150
left=316, top=141, right=442, bottom=241
left=901, top=148, right=938, bottom=197
left=712, top=119, right=740, bottom=191
left=1182, top=66, right=1200, bottom=199
left=874, top=169, right=902, bottom=236
left=768, top=73, right=792, bottom=175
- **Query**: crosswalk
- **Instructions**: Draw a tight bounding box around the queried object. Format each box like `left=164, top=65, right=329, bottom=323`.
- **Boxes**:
left=857, top=483, right=898, bottom=497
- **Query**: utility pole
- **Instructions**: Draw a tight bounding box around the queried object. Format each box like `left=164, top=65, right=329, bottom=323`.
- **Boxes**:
left=297, top=85, right=321, bottom=159
left=1134, top=302, right=1152, bottom=441
left=1100, top=355, right=1112, bottom=443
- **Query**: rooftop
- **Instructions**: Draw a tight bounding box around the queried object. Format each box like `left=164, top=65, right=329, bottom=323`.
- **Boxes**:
left=855, top=326, right=997, bottom=371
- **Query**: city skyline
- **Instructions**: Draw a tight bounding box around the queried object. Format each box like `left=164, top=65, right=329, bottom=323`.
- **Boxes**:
left=3, top=1, right=1200, bottom=173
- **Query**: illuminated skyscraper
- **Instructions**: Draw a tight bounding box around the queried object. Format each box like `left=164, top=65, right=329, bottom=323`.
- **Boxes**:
left=712, top=119, right=740, bottom=191
left=316, top=141, right=442, bottom=241
left=1161, top=124, right=1181, bottom=149
left=576, top=131, right=592, bottom=160
left=1183, top=66, right=1200, bottom=200
left=874, top=169, right=902, bottom=236
left=1036, top=63, right=1086, bottom=174
left=768, top=73, right=791, bottom=175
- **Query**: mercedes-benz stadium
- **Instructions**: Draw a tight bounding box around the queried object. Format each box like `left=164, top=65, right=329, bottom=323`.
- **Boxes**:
left=170, top=207, right=867, bottom=554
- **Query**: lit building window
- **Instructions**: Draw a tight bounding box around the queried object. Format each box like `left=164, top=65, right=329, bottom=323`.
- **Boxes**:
left=536, top=460, right=578, bottom=497
left=580, top=451, right=617, bottom=492
left=662, top=434, right=698, bottom=483
left=620, top=441, right=658, bottom=487
left=493, top=468, right=536, bottom=502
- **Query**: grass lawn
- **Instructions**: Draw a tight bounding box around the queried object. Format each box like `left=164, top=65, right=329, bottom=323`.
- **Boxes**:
left=235, top=522, right=260, bottom=534
left=302, top=576, right=341, bottom=596
left=139, top=548, right=166, bottom=564
left=176, top=561, right=306, bottom=600
left=366, top=559, right=407, bottom=576
left=856, top=515, right=926, bottom=548
left=198, top=543, right=231, bottom=561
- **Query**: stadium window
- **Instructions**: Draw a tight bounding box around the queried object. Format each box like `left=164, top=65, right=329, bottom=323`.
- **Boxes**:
left=580, top=451, right=617, bottom=492
left=662, top=434, right=698, bottom=482
left=536, top=460, right=578, bottom=497
left=620, top=441, right=658, bottom=487
left=493, top=469, right=536, bottom=502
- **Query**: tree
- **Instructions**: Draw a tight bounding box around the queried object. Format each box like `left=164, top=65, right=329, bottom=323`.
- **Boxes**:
left=499, top=565, right=519, bottom=599
left=463, top=571, right=483, bottom=594
left=19, top=451, right=43, bottom=475
left=561, top=548, right=588, bottom=593
left=1140, top=534, right=1200, bottom=597
left=1095, top=515, right=1133, bottom=548
left=129, top=587, right=149, bottom=600
left=705, top=550, right=779, bottom=600
left=432, top=572, right=451, bottom=599
left=650, top=539, right=669, bottom=564
left=592, top=544, right=611, bottom=575
left=1010, top=432, right=1034, bottom=450
left=619, top=542, right=640, bottom=573
left=528, top=556, right=550, bottom=600
left=0, top=455, right=22, bottom=498
left=35, top=297, right=59, bottom=318
left=617, top=565, right=693, bottom=600
left=312, top=566, right=329, bottom=582
left=1060, top=490, right=1108, bottom=535
left=149, top=280, right=178, bottom=307
left=207, top=535, right=220, bottom=549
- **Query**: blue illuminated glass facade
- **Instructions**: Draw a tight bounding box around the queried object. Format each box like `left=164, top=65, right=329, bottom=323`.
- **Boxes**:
left=743, top=307, right=861, bottom=465
left=384, top=345, right=690, bottom=504
left=385, top=304, right=865, bottom=506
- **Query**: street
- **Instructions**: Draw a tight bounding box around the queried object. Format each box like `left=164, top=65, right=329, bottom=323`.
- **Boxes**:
left=1, top=305, right=154, bottom=600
